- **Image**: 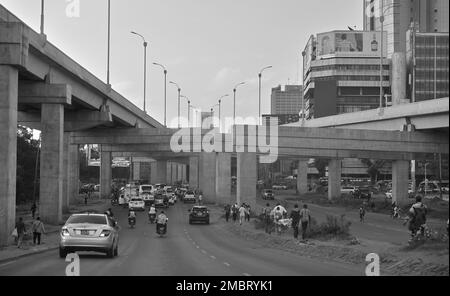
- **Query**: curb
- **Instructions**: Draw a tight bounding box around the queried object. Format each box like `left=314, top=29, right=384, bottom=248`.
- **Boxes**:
left=0, top=245, right=59, bottom=265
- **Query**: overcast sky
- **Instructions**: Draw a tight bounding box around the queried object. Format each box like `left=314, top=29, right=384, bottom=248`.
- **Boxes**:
left=0, top=0, right=362, bottom=127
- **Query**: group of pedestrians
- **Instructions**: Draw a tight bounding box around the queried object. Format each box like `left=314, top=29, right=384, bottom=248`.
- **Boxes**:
left=13, top=216, right=46, bottom=248
left=261, top=203, right=312, bottom=241
left=224, top=203, right=251, bottom=225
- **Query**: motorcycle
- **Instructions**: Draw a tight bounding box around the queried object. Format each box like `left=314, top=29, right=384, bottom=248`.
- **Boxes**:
left=128, top=217, right=136, bottom=228
left=149, top=213, right=156, bottom=224
left=156, top=223, right=167, bottom=237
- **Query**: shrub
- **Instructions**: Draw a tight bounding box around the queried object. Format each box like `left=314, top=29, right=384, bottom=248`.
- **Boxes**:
left=309, top=214, right=352, bottom=239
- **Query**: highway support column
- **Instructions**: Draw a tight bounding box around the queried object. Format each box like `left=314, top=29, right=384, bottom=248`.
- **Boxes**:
left=392, top=160, right=410, bottom=206
left=0, top=66, right=18, bottom=246
left=216, top=153, right=231, bottom=205
left=328, top=159, right=342, bottom=201
left=237, top=153, right=257, bottom=209
left=189, top=157, right=199, bottom=189
left=199, top=152, right=217, bottom=203
left=100, top=148, right=112, bottom=200
left=297, top=159, right=309, bottom=195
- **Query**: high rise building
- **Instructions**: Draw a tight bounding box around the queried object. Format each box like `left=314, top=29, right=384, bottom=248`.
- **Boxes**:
left=363, top=0, right=449, bottom=57
left=303, top=31, right=390, bottom=119
left=270, top=85, right=303, bottom=115
left=406, top=29, right=449, bottom=102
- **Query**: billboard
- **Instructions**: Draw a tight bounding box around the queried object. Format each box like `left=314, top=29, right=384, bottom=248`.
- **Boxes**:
left=317, top=31, right=386, bottom=58
left=87, top=145, right=131, bottom=167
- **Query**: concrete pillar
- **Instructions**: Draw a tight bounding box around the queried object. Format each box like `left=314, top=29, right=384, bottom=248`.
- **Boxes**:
left=166, top=162, right=172, bottom=184
left=171, top=163, right=177, bottom=185
left=297, top=159, right=309, bottom=195
left=392, top=52, right=409, bottom=105
left=154, top=161, right=167, bottom=184
left=180, top=164, right=186, bottom=183
left=177, top=165, right=183, bottom=182
left=237, top=153, right=257, bottom=209
left=100, top=150, right=112, bottom=199
left=189, top=157, right=199, bottom=189
left=132, top=161, right=140, bottom=181
left=62, top=133, right=70, bottom=213
left=199, top=153, right=216, bottom=203
left=67, top=143, right=79, bottom=206
left=0, top=66, right=18, bottom=246
left=216, top=153, right=231, bottom=205
left=392, top=160, right=410, bottom=206
left=150, top=162, right=157, bottom=184
left=328, top=159, right=342, bottom=200
left=39, top=104, right=64, bottom=225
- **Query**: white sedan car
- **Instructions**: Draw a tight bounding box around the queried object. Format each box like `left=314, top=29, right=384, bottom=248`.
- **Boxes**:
left=128, top=198, right=145, bottom=211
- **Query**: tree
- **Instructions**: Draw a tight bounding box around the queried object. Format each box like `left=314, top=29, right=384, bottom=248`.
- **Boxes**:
left=313, top=159, right=329, bottom=177
left=16, top=126, right=40, bottom=203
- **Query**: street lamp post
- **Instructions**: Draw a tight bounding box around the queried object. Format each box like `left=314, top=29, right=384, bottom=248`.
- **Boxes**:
left=181, top=95, right=190, bottom=127
left=131, top=31, right=148, bottom=113
left=258, top=66, right=272, bottom=125
left=301, top=51, right=306, bottom=125
left=153, top=63, right=168, bottom=126
left=107, top=0, right=111, bottom=86
left=233, top=82, right=246, bottom=127
left=40, top=0, right=45, bottom=35
left=170, top=81, right=181, bottom=128
left=218, top=94, right=229, bottom=132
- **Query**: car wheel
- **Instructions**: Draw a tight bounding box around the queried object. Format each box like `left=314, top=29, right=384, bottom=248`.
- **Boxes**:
left=189, top=220, right=192, bottom=224
left=206, top=220, right=210, bottom=225
left=114, top=244, right=118, bottom=257
left=106, top=246, right=114, bottom=258
left=59, top=248, right=67, bottom=259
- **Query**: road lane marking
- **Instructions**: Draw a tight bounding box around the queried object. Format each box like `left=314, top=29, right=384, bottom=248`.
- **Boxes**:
left=243, top=273, right=251, bottom=276
left=210, top=255, right=216, bottom=260
left=223, top=262, right=231, bottom=267
left=201, top=250, right=207, bottom=254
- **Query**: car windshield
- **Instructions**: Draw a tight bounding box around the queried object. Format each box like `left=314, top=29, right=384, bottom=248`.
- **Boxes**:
left=166, top=188, right=173, bottom=192
left=193, top=208, right=207, bottom=213
left=131, top=199, right=143, bottom=202
left=186, top=191, right=194, bottom=195
left=66, top=215, right=107, bottom=225
left=141, top=186, right=152, bottom=191
left=265, top=190, right=273, bottom=193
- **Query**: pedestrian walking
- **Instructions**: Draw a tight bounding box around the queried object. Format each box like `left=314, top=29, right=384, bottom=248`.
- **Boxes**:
left=359, top=205, right=366, bottom=223
left=290, top=204, right=301, bottom=239
left=244, top=203, right=251, bottom=222
left=31, top=217, right=46, bottom=245
left=15, top=217, right=26, bottom=248
left=299, top=204, right=311, bottom=241
left=224, top=204, right=231, bottom=222
left=30, top=203, right=37, bottom=219
left=262, top=203, right=272, bottom=234
left=232, top=203, right=238, bottom=222
left=239, top=204, right=248, bottom=225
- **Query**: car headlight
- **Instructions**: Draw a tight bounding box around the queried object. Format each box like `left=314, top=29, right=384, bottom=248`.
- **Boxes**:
left=61, top=229, right=70, bottom=237
left=100, top=230, right=111, bottom=237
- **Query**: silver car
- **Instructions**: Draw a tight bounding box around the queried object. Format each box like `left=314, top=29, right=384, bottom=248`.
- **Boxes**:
left=59, top=213, right=119, bottom=258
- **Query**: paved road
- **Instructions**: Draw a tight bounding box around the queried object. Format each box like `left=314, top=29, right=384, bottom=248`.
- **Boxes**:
left=0, top=202, right=363, bottom=276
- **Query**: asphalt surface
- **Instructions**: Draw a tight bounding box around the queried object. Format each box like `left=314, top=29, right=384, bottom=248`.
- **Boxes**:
left=0, top=202, right=363, bottom=276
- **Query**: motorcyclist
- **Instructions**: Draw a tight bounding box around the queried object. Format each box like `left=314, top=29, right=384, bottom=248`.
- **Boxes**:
left=148, top=205, right=157, bottom=223
left=156, top=211, right=168, bottom=234
left=404, top=195, right=427, bottom=242
left=128, top=209, right=136, bottom=226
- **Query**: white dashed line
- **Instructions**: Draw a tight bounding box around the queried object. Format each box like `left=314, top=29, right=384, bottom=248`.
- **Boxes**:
left=210, top=255, right=216, bottom=260
left=223, top=262, right=231, bottom=267
left=201, top=250, right=207, bottom=254
left=243, top=273, right=251, bottom=276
